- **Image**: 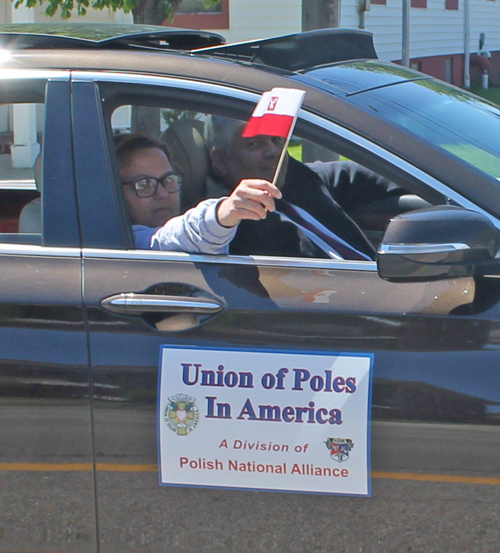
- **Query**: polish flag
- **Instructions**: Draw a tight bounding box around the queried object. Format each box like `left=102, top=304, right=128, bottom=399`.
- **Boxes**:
left=242, top=87, right=306, bottom=138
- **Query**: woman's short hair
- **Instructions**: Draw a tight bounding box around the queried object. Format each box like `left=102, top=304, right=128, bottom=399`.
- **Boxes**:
left=114, top=132, right=171, bottom=168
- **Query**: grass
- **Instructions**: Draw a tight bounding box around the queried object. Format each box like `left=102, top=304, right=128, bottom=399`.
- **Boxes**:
left=470, top=85, right=500, bottom=106
left=287, top=142, right=302, bottom=161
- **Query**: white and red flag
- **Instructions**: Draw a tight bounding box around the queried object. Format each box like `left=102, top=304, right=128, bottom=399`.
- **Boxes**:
left=242, top=87, right=306, bottom=139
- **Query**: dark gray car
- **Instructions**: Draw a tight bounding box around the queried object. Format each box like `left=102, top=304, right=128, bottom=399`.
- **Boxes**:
left=0, top=23, right=499, bottom=553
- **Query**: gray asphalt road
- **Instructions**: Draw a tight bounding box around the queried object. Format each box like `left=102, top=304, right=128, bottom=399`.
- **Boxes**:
left=1, top=470, right=498, bottom=553
left=1, top=405, right=499, bottom=553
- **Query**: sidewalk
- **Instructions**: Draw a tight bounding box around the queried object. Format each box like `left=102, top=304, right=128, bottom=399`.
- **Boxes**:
left=0, top=153, right=36, bottom=190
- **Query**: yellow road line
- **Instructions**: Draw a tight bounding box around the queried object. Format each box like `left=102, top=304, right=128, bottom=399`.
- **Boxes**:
left=0, top=463, right=499, bottom=485
left=372, top=471, right=500, bottom=486
left=97, top=463, right=157, bottom=472
left=0, top=462, right=93, bottom=471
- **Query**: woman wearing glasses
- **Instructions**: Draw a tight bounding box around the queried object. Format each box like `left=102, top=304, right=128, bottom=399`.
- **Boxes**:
left=115, top=133, right=280, bottom=253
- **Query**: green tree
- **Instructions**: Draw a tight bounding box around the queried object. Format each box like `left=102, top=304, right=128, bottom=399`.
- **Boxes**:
left=12, top=0, right=219, bottom=25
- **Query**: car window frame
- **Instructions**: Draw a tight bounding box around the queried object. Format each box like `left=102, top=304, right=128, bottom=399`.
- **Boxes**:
left=73, top=70, right=500, bottom=268
left=0, top=70, right=82, bottom=253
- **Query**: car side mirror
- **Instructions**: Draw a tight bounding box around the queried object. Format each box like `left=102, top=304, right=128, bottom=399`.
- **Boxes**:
left=377, top=206, right=499, bottom=282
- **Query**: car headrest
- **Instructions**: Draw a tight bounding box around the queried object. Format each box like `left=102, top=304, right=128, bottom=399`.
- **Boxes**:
left=160, top=119, right=209, bottom=210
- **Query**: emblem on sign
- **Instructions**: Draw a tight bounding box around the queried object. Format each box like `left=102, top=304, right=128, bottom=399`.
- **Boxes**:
left=164, top=393, right=199, bottom=436
left=325, top=437, right=354, bottom=463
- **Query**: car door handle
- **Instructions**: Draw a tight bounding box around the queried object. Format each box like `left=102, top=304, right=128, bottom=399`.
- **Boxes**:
left=101, top=293, right=225, bottom=315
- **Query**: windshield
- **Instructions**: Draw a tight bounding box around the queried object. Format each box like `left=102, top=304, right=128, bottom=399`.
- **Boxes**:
left=349, top=79, right=500, bottom=181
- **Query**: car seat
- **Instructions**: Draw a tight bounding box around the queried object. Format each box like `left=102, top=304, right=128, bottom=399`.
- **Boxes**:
left=160, top=119, right=210, bottom=210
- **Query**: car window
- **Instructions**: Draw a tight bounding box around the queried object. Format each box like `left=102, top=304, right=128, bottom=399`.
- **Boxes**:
left=112, top=105, right=212, bottom=213
left=0, top=99, right=43, bottom=245
left=285, top=135, right=432, bottom=248
left=105, top=86, right=436, bottom=258
left=349, top=79, right=500, bottom=183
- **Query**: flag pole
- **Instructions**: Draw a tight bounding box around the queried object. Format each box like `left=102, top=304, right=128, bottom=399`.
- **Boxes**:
left=271, top=118, right=297, bottom=188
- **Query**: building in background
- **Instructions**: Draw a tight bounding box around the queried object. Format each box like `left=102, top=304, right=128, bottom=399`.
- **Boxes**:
left=166, top=0, right=500, bottom=88
left=4, top=0, right=500, bottom=87
left=2, top=0, right=499, bottom=171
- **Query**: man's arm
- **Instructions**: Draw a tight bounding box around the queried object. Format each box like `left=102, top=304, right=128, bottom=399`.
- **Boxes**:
left=307, top=160, right=403, bottom=211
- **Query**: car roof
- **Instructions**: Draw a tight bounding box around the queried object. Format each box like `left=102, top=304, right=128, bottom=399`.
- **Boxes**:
left=0, top=23, right=430, bottom=140
left=1, top=23, right=498, bottom=219
left=0, top=23, right=378, bottom=72
left=194, top=28, right=377, bottom=71
left=0, top=22, right=226, bottom=50
left=0, top=23, right=434, bottom=131
left=0, top=23, right=385, bottom=99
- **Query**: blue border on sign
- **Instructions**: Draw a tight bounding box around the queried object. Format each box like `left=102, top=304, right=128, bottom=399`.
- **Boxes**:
left=366, top=352, right=373, bottom=497
left=157, top=344, right=374, bottom=497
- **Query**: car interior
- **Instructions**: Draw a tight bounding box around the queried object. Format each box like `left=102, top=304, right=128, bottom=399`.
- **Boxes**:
left=0, top=93, right=43, bottom=245
left=0, top=96, right=432, bottom=253
left=110, top=105, right=431, bottom=252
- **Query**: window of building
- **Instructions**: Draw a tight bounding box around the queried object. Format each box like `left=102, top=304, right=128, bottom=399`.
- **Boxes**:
left=167, top=0, right=229, bottom=30
left=411, top=0, right=427, bottom=7
left=445, top=0, right=458, bottom=9
left=177, top=0, right=221, bottom=13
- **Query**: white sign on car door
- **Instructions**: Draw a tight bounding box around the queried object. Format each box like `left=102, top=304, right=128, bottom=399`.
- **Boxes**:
left=158, top=346, right=373, bottom=496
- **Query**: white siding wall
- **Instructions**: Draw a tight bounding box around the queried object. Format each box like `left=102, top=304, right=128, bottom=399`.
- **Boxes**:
left=3, top=0, right=500, bottom=63
left=0, top=2, right=9, bottom=24
left=340, top=0, right=500, bottom=62
left=215, top=0, right=302, bottom=43
left=203, top=0, right=500, bottom=63
left=205, top=0, right=500, bottom=64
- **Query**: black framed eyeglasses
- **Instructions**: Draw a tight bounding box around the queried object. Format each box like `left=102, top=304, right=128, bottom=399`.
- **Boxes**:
left=122, top=172, right=183, bottom=198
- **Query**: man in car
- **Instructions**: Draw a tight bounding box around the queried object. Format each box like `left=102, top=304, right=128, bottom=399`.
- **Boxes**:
left=204, top=116, right=401, bottom=260
left=116, top=133, right=282, bottom=253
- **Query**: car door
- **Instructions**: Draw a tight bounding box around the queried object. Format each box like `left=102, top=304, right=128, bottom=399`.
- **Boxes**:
left=74, top=72, right=500, bottom=553
left=0, top=74, right=98, bottom=552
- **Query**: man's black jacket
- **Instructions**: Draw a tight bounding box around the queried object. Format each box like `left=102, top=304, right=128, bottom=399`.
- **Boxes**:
left=229, top=158, right=392, bottom=259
